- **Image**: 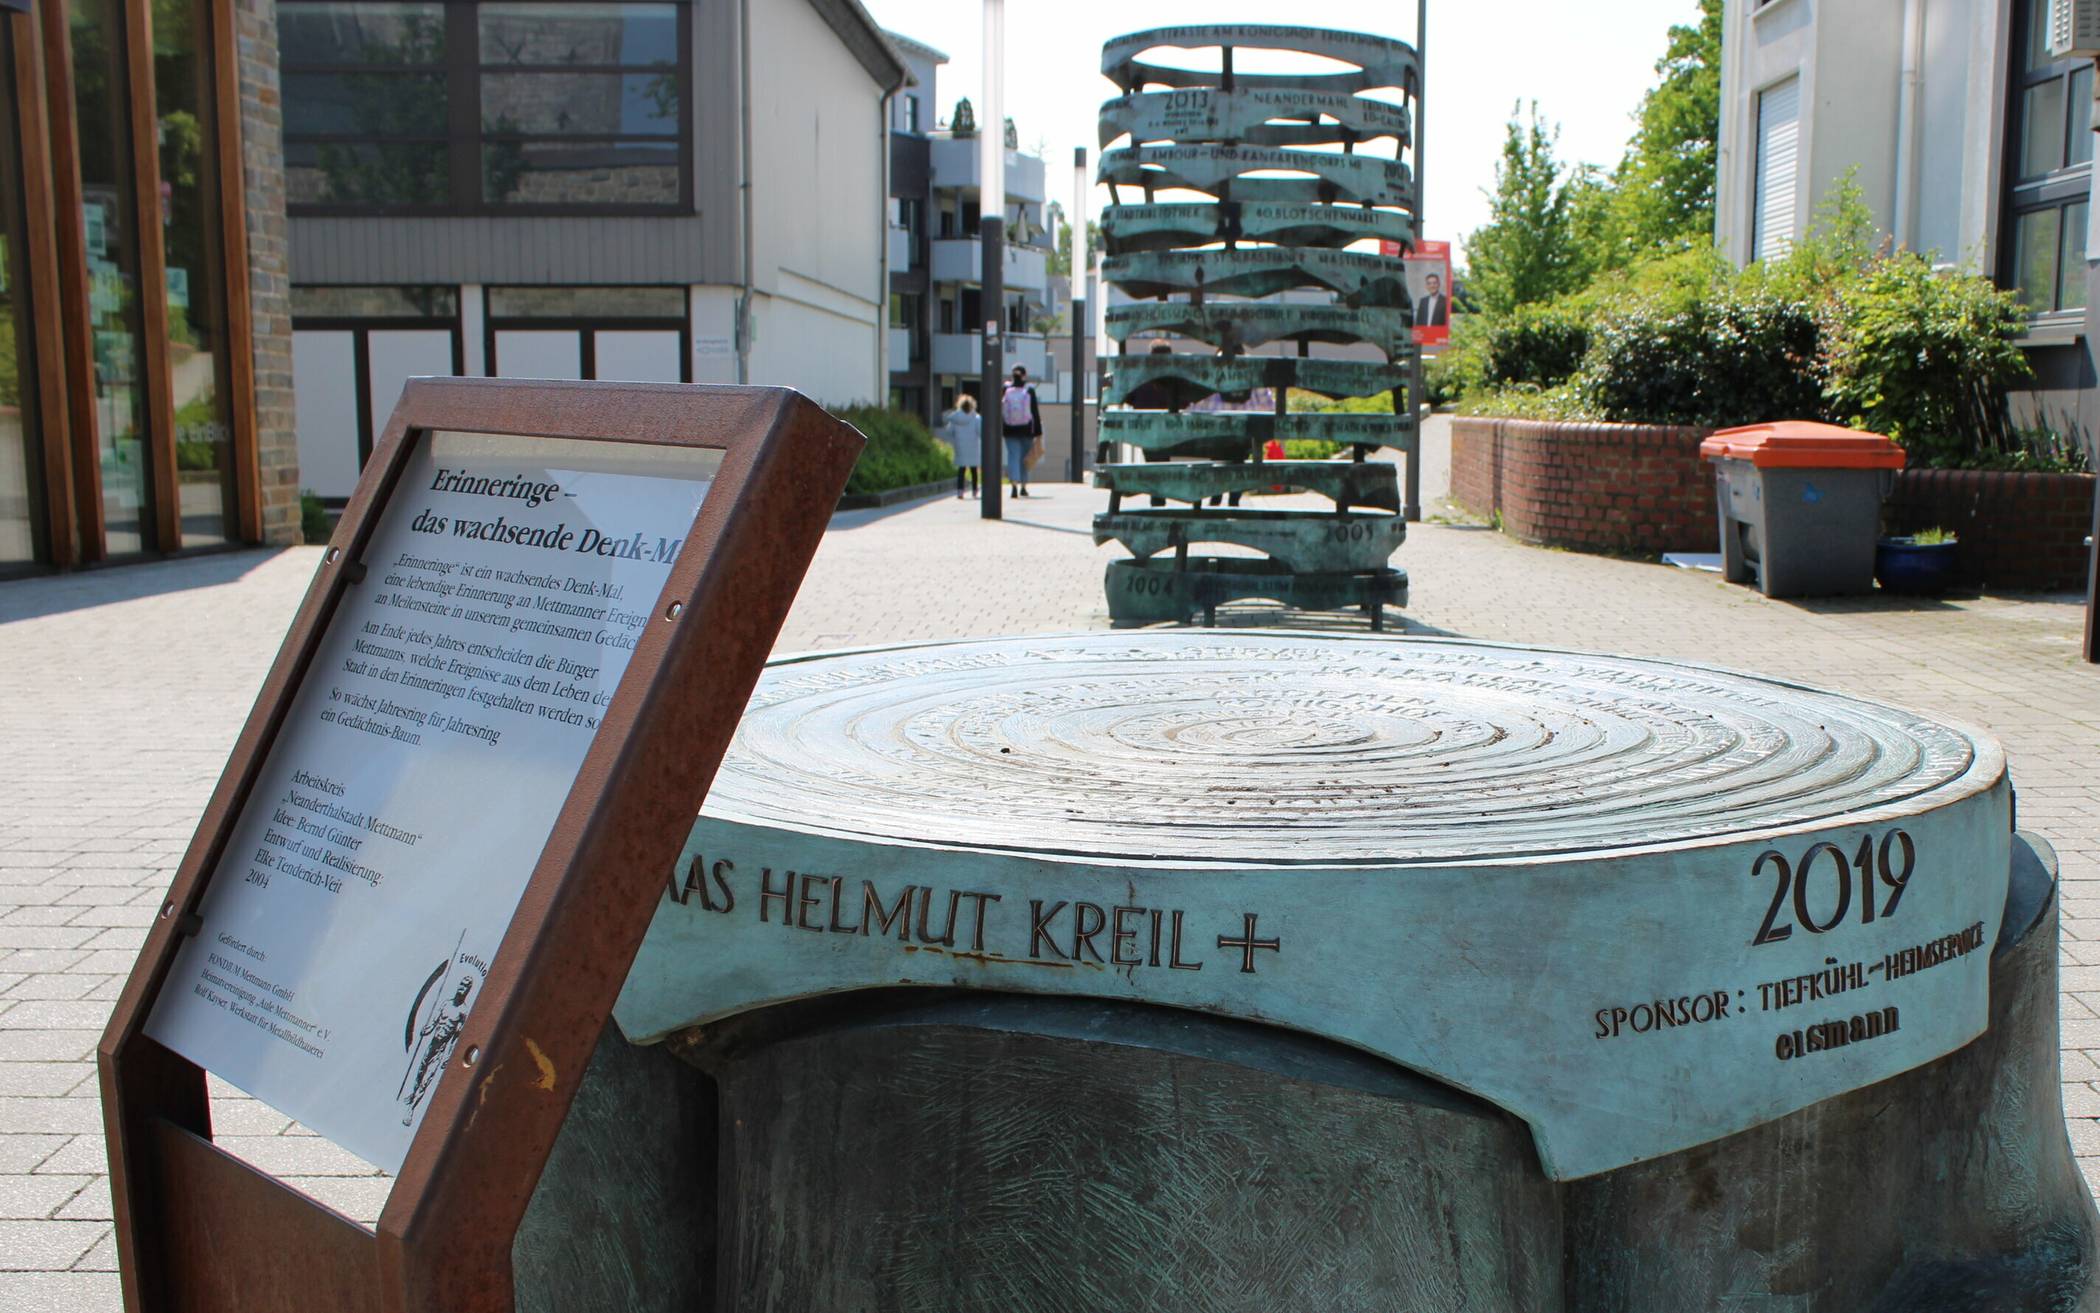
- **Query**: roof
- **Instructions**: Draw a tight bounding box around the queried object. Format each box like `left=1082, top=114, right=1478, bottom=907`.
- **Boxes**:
left=883, top=29, right=951, bottom=66
left=807, top=0, right=911, bottom=92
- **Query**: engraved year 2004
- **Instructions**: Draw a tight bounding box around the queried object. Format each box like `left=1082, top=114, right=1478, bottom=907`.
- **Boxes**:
left=1751, top=830, right=1915, bottom=946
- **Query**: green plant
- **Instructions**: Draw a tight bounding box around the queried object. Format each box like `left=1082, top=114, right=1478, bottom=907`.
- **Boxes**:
left=300, top=490, right=332, bottom=545
left=831, top=404, right=955, bottom=496
left=1821, top=251, right=2032, bottom=467
left=1483, top=300, right=1591, bottom=388
left=1907, top=526, right=1956, bottom=546
left=1577, top=282, right=1825, bottom=428
left=1281, top=439, right=1341, bottom=460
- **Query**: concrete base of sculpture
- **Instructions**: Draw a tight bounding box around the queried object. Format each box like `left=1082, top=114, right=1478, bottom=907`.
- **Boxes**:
left=1104, top=555, right=1409, bottom=626
left=514, top=834, right=2097, bottom=1313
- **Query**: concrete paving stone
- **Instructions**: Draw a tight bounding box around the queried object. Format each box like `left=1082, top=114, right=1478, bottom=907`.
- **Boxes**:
left=0, top=1219, right=106, bottom=1270
left=0, top=1000, right=115, bottom=1030
left=0, top=928, right=97, bottom=952
left=288, top=1174, right=393, bottom=1226
left=0, top=1064, right=96, bottom=1098
left=4, top=975, right=103, bottom=1002
left=0, top=1139, right=68, bottom=1176
left=210, top=1135, right=385, bottom=1178
left=71, top=1229, right=118, bottom=1271
left=2064, top=1083, right=2100, bottom=1119
left=31, top=1138, right=105, bottom=1177
left=0, top=1176, right=91, bottom=1220
left=0, top=945, right=90, bottom=978
left=54, top=1178, right=108, bottom=1222
left=0, top=1269, right=123, bottom=1309
left=0, top=1032, right=98, bottom=1064
left=62, top=906, right=156, bottom=929
left=54, top=889, right=141, bottom=907
left=0, top=1097, right=102, bottom=1136
left=0, top=909, right=87, bottom=928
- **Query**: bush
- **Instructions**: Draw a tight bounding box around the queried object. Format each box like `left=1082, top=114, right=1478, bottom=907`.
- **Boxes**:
left=831, top=404, right=955, bottom=496
left=1281, top=439, right=1341, bottom=459
left=1821, top=252, right=2033, bottom=467
left=1456, top=382, right=1589, bottom=421
left=1578, top=284, right=1824, bottom=428
left=300, top=490, right=332, bottom=545
left=1483, top=301, right=1590, bottom=388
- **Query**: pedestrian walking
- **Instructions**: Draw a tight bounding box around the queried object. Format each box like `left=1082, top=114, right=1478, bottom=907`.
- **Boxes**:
left=1000, top=365, right=1043, bottom=498
left=941, top=394, right=982, bottom=498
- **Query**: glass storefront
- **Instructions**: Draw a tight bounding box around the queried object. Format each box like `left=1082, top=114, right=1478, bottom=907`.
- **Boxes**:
left=152, top=0, right=241, bottom=544
left=0, top=0, right=261, bottom=571
left=70, top=0, right=154, bottom=555
left=0, top=20, right=47, bottom=573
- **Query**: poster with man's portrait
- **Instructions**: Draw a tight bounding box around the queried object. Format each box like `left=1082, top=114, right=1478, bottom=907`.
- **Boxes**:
left=1379, top=238, right=1453, bottom=347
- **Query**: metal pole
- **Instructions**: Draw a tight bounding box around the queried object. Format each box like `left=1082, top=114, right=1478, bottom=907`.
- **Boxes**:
left=979, top=0, right=1005, bottom=519
left=1404, top=0, right=1427, bottom=522
left=1070, top=146, right=1087, bottom=483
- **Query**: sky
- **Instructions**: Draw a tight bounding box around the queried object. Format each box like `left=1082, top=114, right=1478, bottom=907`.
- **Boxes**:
left=858, top=0, right=1706, bottom=265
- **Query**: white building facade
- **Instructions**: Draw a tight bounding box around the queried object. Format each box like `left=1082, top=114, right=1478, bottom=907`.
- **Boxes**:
left=883, top=31, right=1057, bottom=426
left=282, top=0, right=906, bottom=503
left=1717, top=0, right=2096, bottom=438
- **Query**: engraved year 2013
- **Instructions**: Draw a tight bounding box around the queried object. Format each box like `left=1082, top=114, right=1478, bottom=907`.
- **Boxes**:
left=1751, top=830, right=1915, bottom=946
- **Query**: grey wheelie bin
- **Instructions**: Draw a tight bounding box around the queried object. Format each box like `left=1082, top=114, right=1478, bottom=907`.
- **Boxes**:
left=1701, top=420, right=1905, bottom=598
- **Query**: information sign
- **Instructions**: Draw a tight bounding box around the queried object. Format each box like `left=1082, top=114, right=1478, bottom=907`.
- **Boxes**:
left=147, top=432, right=719, bottom=1170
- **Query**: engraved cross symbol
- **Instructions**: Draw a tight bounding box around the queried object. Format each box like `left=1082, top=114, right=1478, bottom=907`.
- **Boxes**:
left=1218, top=913, right=1280, bottom=974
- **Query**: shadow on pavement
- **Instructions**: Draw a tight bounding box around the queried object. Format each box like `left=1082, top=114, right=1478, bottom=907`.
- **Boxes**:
left=0, top=547, right=296, bottom=624
left=1111, top=607, right=1463, bottom=638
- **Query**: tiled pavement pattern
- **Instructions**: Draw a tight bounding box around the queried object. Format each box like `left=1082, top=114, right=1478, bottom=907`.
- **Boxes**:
left=0, top=423, right=2093, bottom=1307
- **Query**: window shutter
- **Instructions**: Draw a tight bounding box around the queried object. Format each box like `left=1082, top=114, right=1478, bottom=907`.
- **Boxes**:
left=1754, top=76, right=1802, bottom=262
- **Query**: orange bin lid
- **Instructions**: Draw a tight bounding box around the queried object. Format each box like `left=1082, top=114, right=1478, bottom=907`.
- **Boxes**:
left=1699, top=420, right=1906, bottom=470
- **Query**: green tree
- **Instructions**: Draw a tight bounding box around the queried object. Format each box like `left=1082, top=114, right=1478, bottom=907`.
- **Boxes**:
left=1466, top=103, right=1587, bottom=316
left=1049, top=216, right=1103, bottom=278
left=1582, top=0, right=1724, bottom=271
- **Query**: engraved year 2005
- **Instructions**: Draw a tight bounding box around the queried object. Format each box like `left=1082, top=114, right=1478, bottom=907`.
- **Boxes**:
left=1751, top=830, right=1915, bottom=946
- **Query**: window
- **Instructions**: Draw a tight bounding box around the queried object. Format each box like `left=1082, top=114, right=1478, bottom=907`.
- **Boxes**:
left=281, top=1, right=690, bottom=214
left=888, top=291, right=921, bottom=330
left=2003, top=0, right=2093, bottom=315
left=899, top=94, right=919, bottom=135
left=1751, top=75, right=1800, bottom=262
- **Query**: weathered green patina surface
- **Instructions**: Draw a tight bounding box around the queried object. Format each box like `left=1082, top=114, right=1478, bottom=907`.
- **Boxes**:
left=1101, top=25, right=1419, bottom=95
left=1105, top=352, right=1409, bottom=405
left=1105, top=555, right=1408, bottom=624
left=1100, top=201, right=1413, bottom=254
left=1103, top=247, right=1411, bottom=304
left=1099, top=88, right=1409, bottom=149
left=1109, top=301, right=1412, bottom=357
left=1096, top=458, right=1403, bottom=511
left=1099, top=144, right=1414, bottom=208
left=1095, top=507, right=1406, bottom=573
left=1099, top=409, right=1411, bottom=458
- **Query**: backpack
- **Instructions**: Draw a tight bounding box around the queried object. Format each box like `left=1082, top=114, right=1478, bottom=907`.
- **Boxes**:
left=1001, top=384, right=1033, bottom=428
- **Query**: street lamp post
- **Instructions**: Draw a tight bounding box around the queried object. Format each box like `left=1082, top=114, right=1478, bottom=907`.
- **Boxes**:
left=1070, top=146, right=1088, bottom=484
left=979, top=0, right=1006, bottom=520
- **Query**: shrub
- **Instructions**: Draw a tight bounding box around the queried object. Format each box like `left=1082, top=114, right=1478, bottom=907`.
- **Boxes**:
left=299, top=490, right=332, bottom=545
left=1578, top=283, right=1824, bottom=428
left=1456, top=381, right=1588, bottom=421
left=1282, top=439, right=1341, bottom=459
left=1820, top=252, right=2032, bottom=467
left=1483, top=301, right=1590, bottom=388
left=830, top=404, right=955, bottom=496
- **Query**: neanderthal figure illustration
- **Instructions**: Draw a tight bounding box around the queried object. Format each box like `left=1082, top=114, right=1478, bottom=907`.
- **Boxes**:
left=400, top=976, right=473, bottom=1126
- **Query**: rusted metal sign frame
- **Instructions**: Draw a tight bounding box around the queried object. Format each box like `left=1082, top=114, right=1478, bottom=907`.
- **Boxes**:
left=97, top=377, right=864, bottom=1313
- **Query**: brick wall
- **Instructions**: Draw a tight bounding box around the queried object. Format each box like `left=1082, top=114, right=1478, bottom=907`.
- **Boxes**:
left=1886, top=469, right=2096, bottom=593
left=1451, top=416, right=2098, bottom=591
left=1448, top=417, right=1716, bottom=554
left=235, top=0, right=300, bottom=545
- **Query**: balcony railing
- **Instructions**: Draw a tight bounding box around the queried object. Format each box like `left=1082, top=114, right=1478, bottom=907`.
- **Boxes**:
left=930, top=237, right=1049, bottom=291
left=932, top=330, right=1054, bottom=380
left=928, top=136, right=1047, bottom=202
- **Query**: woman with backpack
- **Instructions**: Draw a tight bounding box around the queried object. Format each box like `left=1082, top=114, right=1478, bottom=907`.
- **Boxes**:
left=941, top=394, right=982, bottom=498
left=999, top=365, right=1042, bottom=498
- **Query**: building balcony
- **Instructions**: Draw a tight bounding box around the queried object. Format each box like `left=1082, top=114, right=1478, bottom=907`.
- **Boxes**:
left=931, top=330, right=1054, bottom=381
left=887, top=225, right=913, bottom=274
left=930, top=237, right=1048, bottom=291
left=889, top=327, right=914, bottom=368
left=928, top=135, right=1046, bottom=203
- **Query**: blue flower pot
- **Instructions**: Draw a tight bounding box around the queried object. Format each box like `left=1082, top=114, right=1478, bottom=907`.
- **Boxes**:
left=1875, top=538, right=1959, bottom=594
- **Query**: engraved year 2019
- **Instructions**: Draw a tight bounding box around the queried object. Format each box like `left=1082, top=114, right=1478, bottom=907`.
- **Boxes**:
left=1751, top=830, right=1915, bottom=946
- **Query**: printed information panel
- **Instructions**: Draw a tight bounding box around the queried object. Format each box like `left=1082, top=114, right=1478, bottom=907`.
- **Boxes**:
left=611, top=635, right=2013, bottom=1181
left=149, top=430, right=718, bottom=1171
